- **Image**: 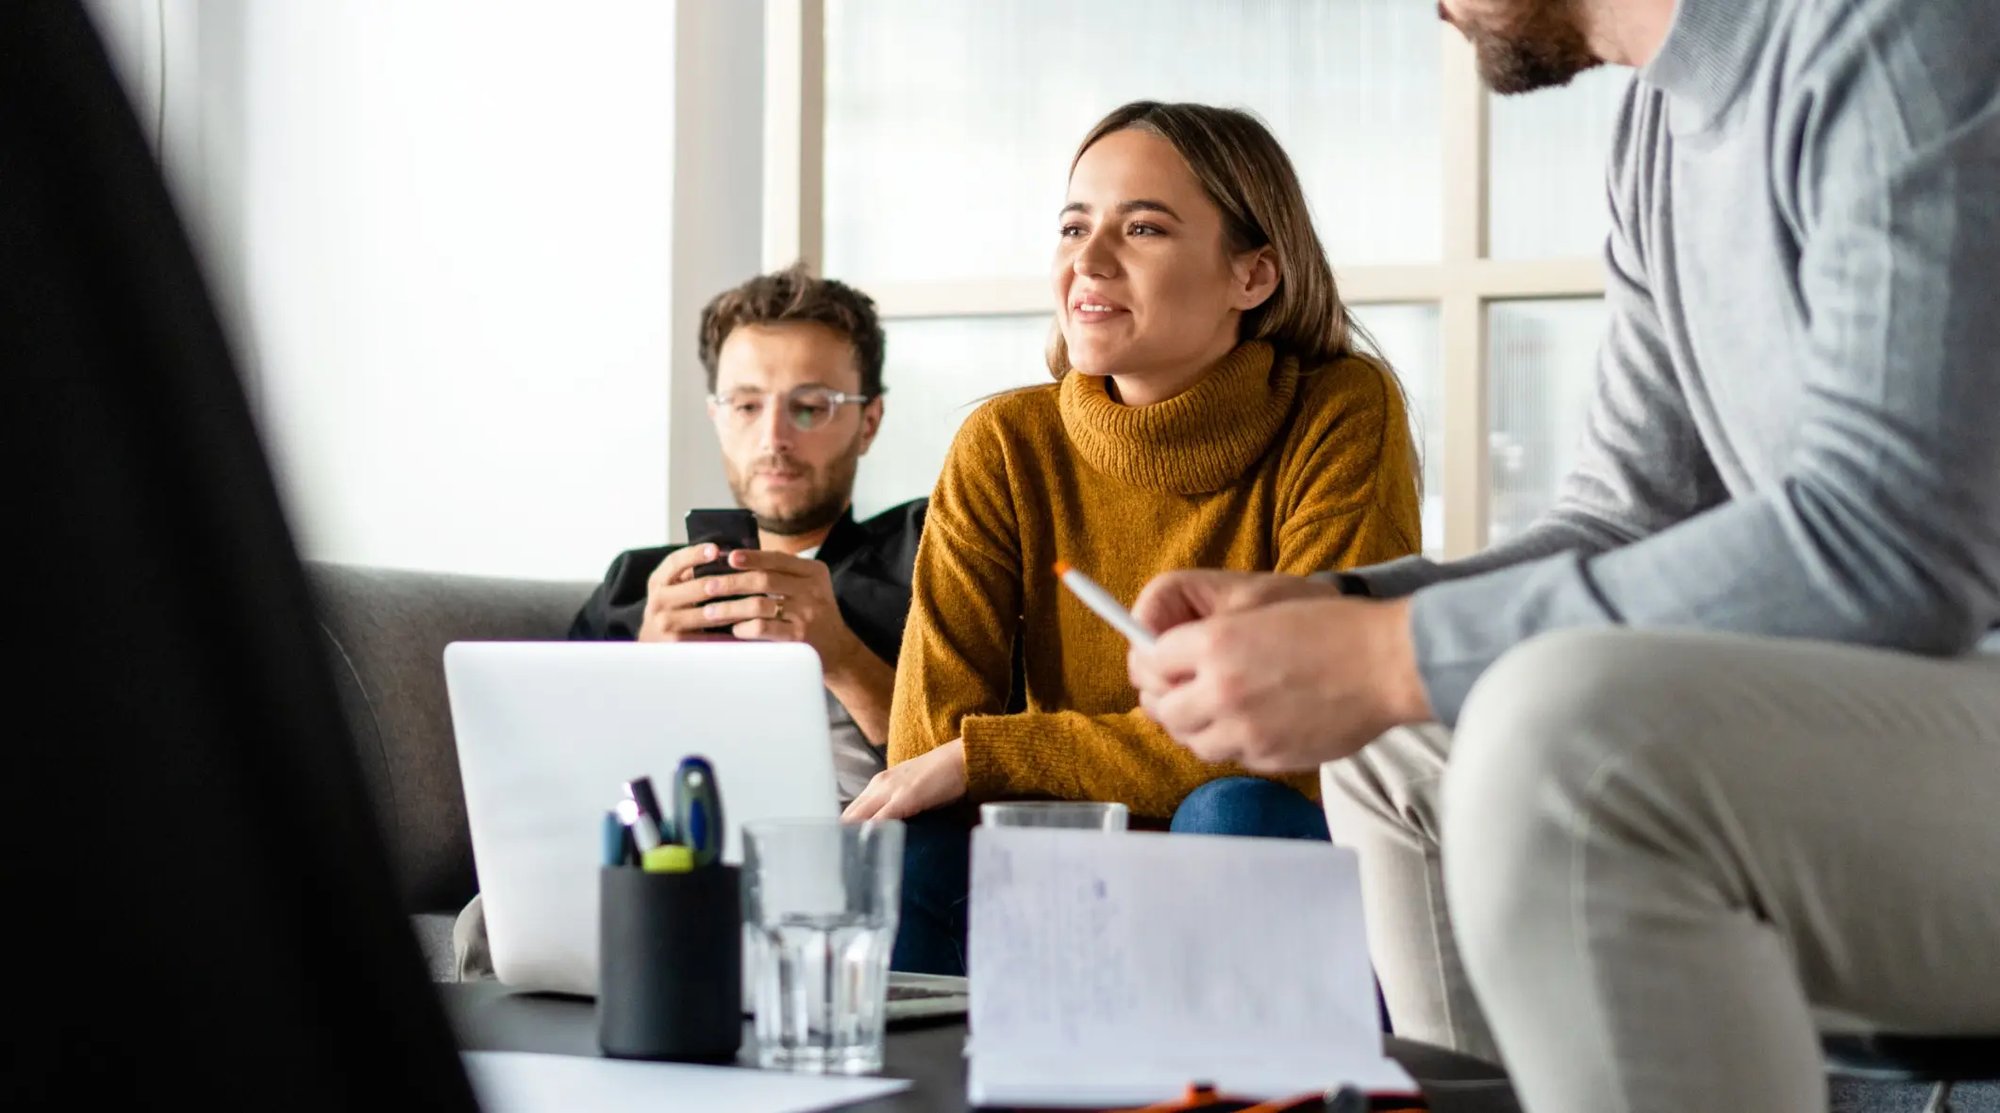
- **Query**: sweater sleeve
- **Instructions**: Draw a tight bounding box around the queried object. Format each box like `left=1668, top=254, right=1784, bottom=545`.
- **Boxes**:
left=1404, top=21, right=2000, bottom=722
left=933, top=365, right=1423, bottom=819
left=1278, top=357, right=1425, bottom=569
left=567, top=546, right=672, bottom=641
left=886, top=408, right=1025, bottom=766
left=1338, top=86, right=1728, bottom=602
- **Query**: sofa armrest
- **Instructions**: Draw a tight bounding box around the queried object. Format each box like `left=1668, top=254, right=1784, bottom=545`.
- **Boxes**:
left=307, top=562, right=593, bottom=914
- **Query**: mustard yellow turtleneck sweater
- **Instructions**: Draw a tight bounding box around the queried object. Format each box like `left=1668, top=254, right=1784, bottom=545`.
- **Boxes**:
left=887, top=341, right=1421, bottom=818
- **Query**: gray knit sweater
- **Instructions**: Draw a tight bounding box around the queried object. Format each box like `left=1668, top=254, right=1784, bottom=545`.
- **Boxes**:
left=1349, top=0, right=2000, bottom=721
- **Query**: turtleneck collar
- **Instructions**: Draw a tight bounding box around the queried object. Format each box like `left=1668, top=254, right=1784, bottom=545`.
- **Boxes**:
left=1640, top=0, right=1776, bottom=132
left=1056, top=341, right=1299, bottom=494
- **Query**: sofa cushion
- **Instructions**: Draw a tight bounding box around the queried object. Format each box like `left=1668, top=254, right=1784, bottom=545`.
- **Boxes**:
left=409, top=913, right=460, bottom=983
left=307, top=563, right=592, bottom=914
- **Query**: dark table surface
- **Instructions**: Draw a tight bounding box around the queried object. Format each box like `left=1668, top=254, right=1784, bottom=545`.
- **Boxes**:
left=440, top=982, right=1518, bottom=1113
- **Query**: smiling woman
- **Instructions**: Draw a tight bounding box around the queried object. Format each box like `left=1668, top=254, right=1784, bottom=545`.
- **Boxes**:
left=846, top=101, right=1425, bottom=975
left=1049, top=102, right=1364, bottom=405
left=1054, top=131, right=1258, bottom=407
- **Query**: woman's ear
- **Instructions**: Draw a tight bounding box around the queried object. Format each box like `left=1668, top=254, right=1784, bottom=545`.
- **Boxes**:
left=1233, top=245, right=1281, bottom=312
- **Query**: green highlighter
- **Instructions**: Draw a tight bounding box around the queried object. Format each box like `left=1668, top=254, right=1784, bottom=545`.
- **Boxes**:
left=640, top=844, right=693, bottom=874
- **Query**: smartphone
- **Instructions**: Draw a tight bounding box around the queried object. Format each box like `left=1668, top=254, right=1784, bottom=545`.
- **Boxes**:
left=684, top=508, right=759, bottom=578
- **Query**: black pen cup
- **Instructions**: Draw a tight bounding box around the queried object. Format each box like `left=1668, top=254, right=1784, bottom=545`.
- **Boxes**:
left=597, top=864, right=743, bottom=1062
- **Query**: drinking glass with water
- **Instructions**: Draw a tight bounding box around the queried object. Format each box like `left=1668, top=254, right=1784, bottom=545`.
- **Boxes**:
left=742, top=817, right=905, bottom=1074
left=980, top=801, right=1129, bottom=830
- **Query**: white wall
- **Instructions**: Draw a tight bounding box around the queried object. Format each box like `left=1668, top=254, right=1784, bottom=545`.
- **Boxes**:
left=89, top=1, right=763, bottom=580
left=239, top=2, right=683, bottom=579
left=668, top=2, right=766, bottom=537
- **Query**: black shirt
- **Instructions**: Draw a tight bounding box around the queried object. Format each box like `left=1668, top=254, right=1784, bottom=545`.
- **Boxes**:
left=567, top=500, right=926, bottom=662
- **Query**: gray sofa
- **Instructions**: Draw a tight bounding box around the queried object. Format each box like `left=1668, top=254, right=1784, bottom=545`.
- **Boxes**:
left=307, top=561, right=593, bottom=979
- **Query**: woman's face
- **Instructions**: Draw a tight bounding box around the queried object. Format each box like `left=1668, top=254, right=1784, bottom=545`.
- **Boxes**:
left=1052, top=127, right=1274, bottom=400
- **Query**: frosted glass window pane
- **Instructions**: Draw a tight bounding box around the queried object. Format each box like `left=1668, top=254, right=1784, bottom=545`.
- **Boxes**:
left=1487, top=68, right=1631, bottom=260
left=825, top=0, right=1442, bottom=282
left=852, top=316, right=1052, bottom=519
left=1487, top=299, right=1607, bottom=543
left=1351, top=304, right=1443, bottom=556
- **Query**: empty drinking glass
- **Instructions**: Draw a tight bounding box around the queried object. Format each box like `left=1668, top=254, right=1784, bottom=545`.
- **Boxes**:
left=979, top=801, right=1130, bottom=830
left=742, top=818, right=904, bottom=1074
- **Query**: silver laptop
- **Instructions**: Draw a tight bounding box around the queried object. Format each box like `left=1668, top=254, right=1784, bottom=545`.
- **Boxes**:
left=443, top=641, right=971, bottom=1022
left=445, top=641, right=839, bottom=995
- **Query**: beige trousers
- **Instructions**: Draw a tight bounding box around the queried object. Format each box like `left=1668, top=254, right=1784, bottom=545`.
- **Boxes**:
left=1323, top=628, right=2000, bottom=1113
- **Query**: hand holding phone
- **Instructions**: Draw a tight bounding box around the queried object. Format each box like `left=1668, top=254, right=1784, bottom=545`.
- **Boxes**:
left=685, top=508, right=759, bottom=577
left=684, top=509, right=760, bottom=634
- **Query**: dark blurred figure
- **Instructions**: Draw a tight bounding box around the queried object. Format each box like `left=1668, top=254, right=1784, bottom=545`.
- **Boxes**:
left=2, top=4, right=474, bottom=1107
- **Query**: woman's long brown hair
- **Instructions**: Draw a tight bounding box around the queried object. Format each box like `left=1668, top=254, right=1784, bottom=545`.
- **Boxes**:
left=1046, top=100, right=1379, bottom=378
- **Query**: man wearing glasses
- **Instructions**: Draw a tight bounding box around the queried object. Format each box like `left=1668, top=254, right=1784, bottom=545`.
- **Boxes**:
left=568, top=263, right=925, bottom=803
left=457, top=265, right=924, bottom=978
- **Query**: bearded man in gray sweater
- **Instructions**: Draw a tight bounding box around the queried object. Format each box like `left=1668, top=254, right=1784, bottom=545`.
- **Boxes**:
left=1126, top=1, right=2000, bottom=1110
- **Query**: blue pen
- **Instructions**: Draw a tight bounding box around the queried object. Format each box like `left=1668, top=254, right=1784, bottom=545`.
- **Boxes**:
left=602, top=809, right=633, bottom=867
left=672, top=756, right=724, bottom=868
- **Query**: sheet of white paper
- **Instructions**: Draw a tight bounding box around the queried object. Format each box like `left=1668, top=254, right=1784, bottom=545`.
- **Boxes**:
left=462, top=1051, right=911, bottom=1113
left=967, top=828, right=1415, bottom=1107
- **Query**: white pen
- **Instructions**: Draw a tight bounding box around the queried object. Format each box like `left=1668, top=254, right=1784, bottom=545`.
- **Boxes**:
left=1054, top=561, right=1157, bottom=648
left=613, top=797, right=664, bottom=852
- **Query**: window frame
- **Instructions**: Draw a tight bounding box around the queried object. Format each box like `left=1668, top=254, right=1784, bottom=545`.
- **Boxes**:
left=762, top=2, right=1607, bottom=559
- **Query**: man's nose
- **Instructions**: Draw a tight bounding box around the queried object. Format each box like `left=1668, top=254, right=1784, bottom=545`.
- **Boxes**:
left=755, top=398, right=797, bottom=452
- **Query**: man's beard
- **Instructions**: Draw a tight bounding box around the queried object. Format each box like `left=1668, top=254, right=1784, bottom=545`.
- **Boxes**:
left=1447, top=1, right=1602, bottom=95
left=725, top=441, right=862, bottom=537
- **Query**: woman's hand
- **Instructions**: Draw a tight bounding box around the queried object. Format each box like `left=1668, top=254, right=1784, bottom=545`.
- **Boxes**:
left=842, top=740, right=968, bottom=821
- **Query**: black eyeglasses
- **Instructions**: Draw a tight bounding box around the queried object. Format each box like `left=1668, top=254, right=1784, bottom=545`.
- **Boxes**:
left=709, top=386, right=876, bottom=432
